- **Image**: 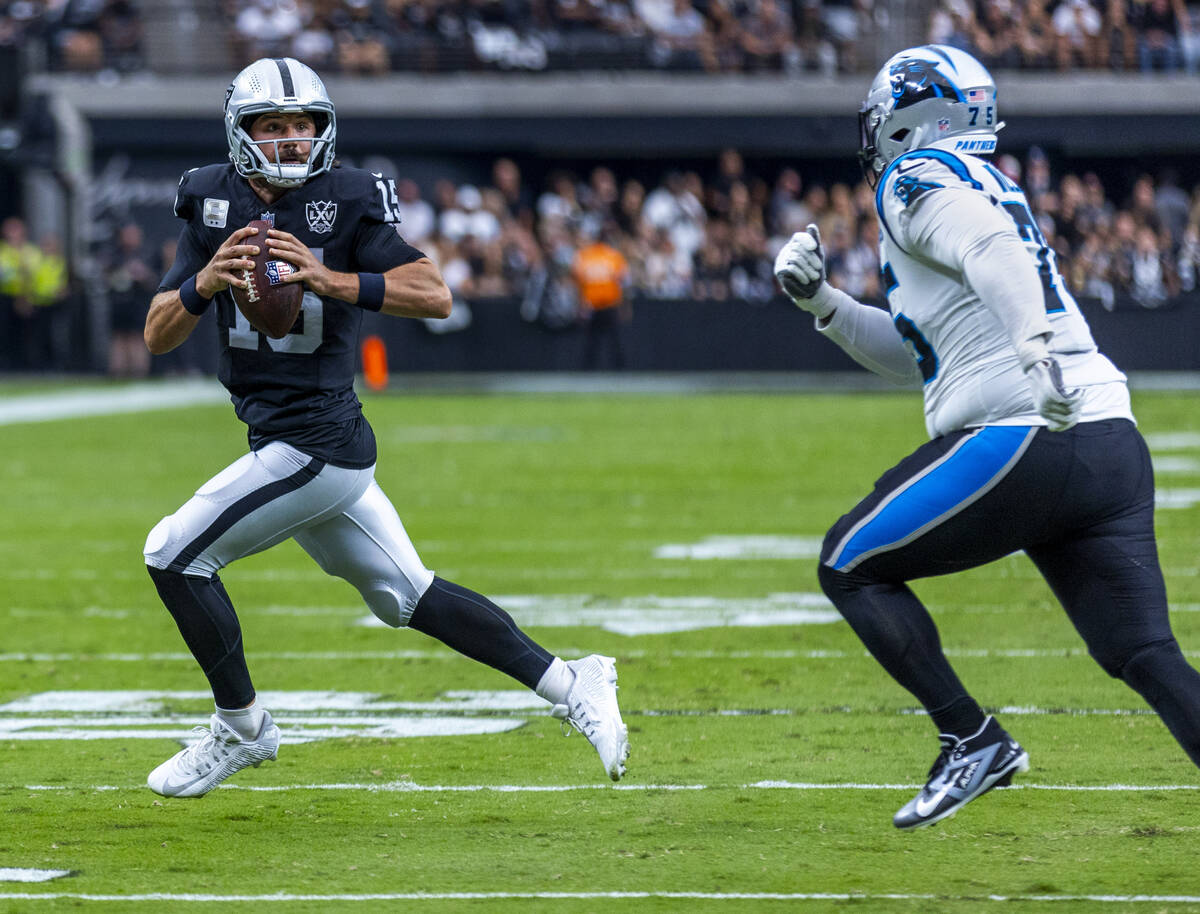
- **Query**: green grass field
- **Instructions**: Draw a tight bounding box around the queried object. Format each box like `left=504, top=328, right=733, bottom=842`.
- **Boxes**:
left=3, top=378, right=1200, bottom=912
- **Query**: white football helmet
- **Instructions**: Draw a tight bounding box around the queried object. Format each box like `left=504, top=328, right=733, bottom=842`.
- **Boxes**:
left=858, top=45, right=1004, bottom=187
left=224, top=57, right=336, bottom=188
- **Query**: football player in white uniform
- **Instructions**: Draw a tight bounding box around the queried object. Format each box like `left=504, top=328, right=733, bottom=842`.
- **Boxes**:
left=775, top=45, right=1200, bottom=828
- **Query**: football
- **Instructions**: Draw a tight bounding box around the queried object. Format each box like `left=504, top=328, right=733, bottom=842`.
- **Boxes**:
left=230, top=220, right=303, bottom=339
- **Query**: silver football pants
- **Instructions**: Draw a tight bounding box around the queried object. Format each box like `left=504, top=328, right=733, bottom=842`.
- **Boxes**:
left=143, top=440, right=435, bottom=627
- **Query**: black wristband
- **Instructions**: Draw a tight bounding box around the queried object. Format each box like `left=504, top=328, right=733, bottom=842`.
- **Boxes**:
left=356, top=273, right=386, bottom=312
left=178, top=275, right=211, bottom=316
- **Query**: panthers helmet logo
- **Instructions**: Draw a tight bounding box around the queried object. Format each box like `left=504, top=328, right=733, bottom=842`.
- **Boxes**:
left=888, top=58, right=962, bottom=110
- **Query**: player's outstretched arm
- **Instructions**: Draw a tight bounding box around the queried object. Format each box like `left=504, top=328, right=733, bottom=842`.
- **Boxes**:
left=144, top=226, right=259, bottom=354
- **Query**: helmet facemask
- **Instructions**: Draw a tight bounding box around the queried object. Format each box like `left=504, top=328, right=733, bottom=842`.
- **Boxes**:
left=231, top=106, right=335, bottom=188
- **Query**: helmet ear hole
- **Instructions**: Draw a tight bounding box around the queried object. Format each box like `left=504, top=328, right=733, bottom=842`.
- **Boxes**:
left=889, top=128, right=910, bottom=143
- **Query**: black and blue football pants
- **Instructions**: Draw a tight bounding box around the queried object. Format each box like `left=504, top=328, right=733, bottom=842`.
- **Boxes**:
left=818, top=419, right=1200, bottom=766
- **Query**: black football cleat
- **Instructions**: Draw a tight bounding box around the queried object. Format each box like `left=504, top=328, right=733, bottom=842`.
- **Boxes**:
left=893, top=715, right=1028, bottom=830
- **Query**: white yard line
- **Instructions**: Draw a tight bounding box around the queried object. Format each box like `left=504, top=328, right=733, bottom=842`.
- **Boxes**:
left=0, top=647, right=1113, bottom=663
left=16, top=780, right=1200, bottom=794
left=3, top=891, right=1200, bottom=903
left=0, top=380, right=227, bottom=426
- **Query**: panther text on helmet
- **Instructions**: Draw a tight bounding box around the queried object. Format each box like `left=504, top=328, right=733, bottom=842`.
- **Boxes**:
left=224, top=57, right=337, bottom=188
left=857, top=44, right=1005, bottom=188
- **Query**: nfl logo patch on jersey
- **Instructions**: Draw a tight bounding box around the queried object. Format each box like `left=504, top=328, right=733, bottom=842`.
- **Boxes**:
left=265, top=260, right=294, bottom=286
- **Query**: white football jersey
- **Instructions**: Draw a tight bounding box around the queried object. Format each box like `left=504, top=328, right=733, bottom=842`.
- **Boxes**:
left=875, top=148, right=1131, bottom=438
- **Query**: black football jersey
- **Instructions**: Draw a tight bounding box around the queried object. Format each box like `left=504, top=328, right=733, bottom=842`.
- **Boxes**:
left=159, top=163, right=424, bottom=468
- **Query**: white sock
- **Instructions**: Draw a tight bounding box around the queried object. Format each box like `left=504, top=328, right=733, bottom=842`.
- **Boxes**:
left=216, top=698, right=266, bottom=740
left=535, top=658, right=576, bottom=706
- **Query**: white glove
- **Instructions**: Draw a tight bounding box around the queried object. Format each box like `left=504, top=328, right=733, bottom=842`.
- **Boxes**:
left=1024, top=357, right=1082, bottom=431
left=774, top=224, right=833, bottom=318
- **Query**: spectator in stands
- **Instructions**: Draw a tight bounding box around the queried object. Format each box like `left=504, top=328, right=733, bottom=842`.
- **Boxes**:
left=581, top=165, right=620, bottom=236
left=537, top=170, right=584, bottom=226
left=97, top=0, right=144, bottom=72
left=393, top=177, right=436, bottom=244
left=1130, top=0, right=1189, bottom=71
left=613, top=177, right=646, bottom=237
left=737, top=0, right=799, bottom=72
left=332, top=0, right=393, bottom=73
left=767, top=167, right=812, bottom=239
left=643, top=169, right=706, bottom=264
left=970, top=0, right=1026, bottom=69
left=293, top=4, right=338, bottom=67
left=440, top=184, right=502, bottom=244
left=1155, top=169, right=1190, bottom=245
left=727, top=221, right=772, bottom=302
left=491, top=157, right=534, bottom=225
left=1052, top=0, right=1105, bottom=69
left=0, top=216, right=38, bottom=370
left=640, top=224, right=692, bottom=297
left=25, top=234, right=70, bottom=371
left=104, top=222, right=154, bottom=377
left=1104, top=0, right=1135, bottom=68
left=571, top=222, right=631, bottom=368
left=641, top=0, right=717, bottom=70
left=1127, top=224, right=1180, bottom=306
left=232, top=0, right=303, bottom=64
left=927, top=0, right=974, bottom=51
left=693, top=233, right=732, bottom=300
left=1177, top=221, right=1200, bottom=292
left=793, top=0, right=837, bottom=74
left=820, top=0, right=867, bottom=73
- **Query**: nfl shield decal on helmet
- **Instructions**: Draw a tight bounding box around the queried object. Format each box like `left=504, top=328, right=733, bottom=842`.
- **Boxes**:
left=306, top=200, right=337, bottom=233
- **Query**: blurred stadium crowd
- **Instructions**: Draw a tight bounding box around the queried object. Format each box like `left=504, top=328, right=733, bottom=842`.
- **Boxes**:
left=3, top=147, right=1197, bottom=373
left=1, top=1, right=1197, bottom=373
left=1, top=0, right=1194, bottom=75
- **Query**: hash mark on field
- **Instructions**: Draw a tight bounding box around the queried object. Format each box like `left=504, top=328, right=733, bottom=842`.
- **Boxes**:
left=654, top=535, right=823, bottom=560
left=0, top=870, right=70, bottom=884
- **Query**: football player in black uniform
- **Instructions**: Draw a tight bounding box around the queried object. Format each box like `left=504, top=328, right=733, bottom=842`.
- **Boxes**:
left=142, top=57, right=628, bottom=797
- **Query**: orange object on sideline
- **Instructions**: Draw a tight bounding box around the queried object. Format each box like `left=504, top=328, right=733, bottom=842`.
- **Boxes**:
left=361, top=335, right=389, bottom=391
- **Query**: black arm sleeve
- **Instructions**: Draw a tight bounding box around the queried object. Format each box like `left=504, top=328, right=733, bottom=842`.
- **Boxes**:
left=157, top=223, right=213, bottom=293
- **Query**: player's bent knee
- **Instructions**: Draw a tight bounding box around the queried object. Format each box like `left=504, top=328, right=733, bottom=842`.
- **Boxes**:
left=362, top=581, right=418, bottom=628
left=1114, top=637, right=1184, bottom=683
left=143, top=515, right=177, bottom=569
left=817, top=560, right=867, bottom=602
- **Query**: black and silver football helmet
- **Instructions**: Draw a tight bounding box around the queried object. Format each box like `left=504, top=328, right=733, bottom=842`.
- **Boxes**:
left=224, top=57, right=336, bottom=188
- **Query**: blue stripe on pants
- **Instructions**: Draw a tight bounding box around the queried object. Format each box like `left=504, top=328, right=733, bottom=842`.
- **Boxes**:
left=827, top=425, right=1036, bottom=572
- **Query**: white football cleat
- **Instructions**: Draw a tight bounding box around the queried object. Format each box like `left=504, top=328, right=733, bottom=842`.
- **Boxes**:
left=147, top=711, right=281, bottom=798
left=552, top=654, right=630, bottom=781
